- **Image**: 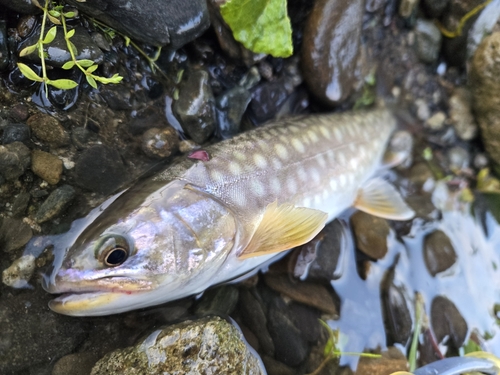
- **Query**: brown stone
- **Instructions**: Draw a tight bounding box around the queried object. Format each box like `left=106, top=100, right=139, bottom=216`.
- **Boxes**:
left=31, top=150, right=63, bottom=185
left=350, top=211, right=390, bottom=259
left=27, top=113, right=69, bottom=147
left=356, top=347, right=408, bottom=375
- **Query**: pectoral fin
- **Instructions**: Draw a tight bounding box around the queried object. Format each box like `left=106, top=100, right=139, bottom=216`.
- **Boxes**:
left=239, top=201, right=328, bottom=259
left=354, top=177, right=415, bottom=220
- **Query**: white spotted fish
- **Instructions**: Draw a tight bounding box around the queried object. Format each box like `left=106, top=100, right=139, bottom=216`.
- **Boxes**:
left=42, top=107, right=414, bottom=316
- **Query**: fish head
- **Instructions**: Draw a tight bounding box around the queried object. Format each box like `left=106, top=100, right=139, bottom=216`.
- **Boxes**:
left=43, top=180, right=237, bottom=316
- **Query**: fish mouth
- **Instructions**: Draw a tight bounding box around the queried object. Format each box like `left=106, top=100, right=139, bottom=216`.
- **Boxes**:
left=49, top=290, right=130, bottom=316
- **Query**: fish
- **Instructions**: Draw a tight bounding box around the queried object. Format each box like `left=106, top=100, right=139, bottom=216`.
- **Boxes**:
left=42, top=107, right=415, bottom=316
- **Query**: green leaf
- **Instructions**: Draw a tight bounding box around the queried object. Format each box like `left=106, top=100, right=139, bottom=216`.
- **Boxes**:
left=49, top=10, right=61, bottom=18
left=43, top=26, right=57, bottom=44
left=68, top=41, right=78, bottom=55
left=61, top=61, right=75, bottom=70
left=66, top=29, right=75, bottom=39
left=86, top=75, right=97, bottom=89
left=17, top=63, right=43, bottom=82
left=77, top=59, right=94, bottom=68
left=19, top=43, right=38, bottom=57
left=220, top=0, right=293, bottom=58
left=64, top=11, right=76, bottom=18
left=86, top=64, right=98, bottom=74
left=48, top=79, right=78, bottom=90
left=48, top=14, right=61, bottom=25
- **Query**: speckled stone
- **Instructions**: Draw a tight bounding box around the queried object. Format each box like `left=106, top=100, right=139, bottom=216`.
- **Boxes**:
left=26, top=113, right=69, bottom=147
left=0, top=217, right=32, bottom=253
left=31, top=150, right=63, bottom=185
left=0, top=142, right=31, bottom=181
left=35, top=185, right=76, bottom=223
left=90, top=316, right=264, bottom=375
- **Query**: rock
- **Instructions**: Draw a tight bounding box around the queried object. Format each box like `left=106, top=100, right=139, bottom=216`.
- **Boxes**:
left=248, top=81, right=290, bottom=125
left=421, top=0, right=449, bottom=17
left=8, top=103, right=30, bottom=122
left=17, top=15, right=37, bottom=39
left=174, top=70, right=215, bottom=144
left=261, top=355, right=296, bottom=375
left=27, top=113, right=69, bottom=147
left=302, top=0, right=365, bottom=106
left=356, top=347, right=408, bottom=375
left=399, top=0, right=419, bottom=18
left=0, top=217, right=32, bottom=253
left=2, top=123, right=30, bottom=144
left=469, top=32, right=500, bottom=167
left=194, top=286, right=239, bottom=316
left=423, top=230, right=457, bottom=276
left=100, top=85, right=133, bottom=110
left=2, top=254, right=36, bottom=289
left=0, top=20, right=9, bottom=72
left=415, top=99, right=430, bottom=121
left=0, top=0, right=40, bottom=14
left=449, top=87, right=477, bottom=140
left=65, top=0, right=209, bottom=48
left=414, top=19, right=442, bottom=64
left=31, top=150, right=63, bottom=185
left=141, top=127, right=179, bottom=159
left=381, top=276, right=412, bottom=345
left=431, top=296, right=468, bottom=349
left=71, top=127, right=97, bottom=150
left=90, top=316, right=264, bottom=375
left=74, top=145, right=127, bottom=195
left=288, top=303, right=322, bottom=343
left=238, top=288, right=275, bottom=356
left=52, top=353, right=100, bottom=375
left=128, top=110, right=168, bottom=136
left=425, top=111, right=446, bottom=130
left=11, top=192, right=31, bottom=218
left=263, top=273, right=338, bottom=315
left=0, top=142, right=31, bottom=181
left=350, top=211, right=390, bottom=260
left=20, top=26, right=104, bottom=68
left=447, top=146, right=469, bottom=171
left=216, top=86, right=252, bottom=138
left=35, top=185, right=76, bottom=223
left=267, top=298, right=309, bottom=367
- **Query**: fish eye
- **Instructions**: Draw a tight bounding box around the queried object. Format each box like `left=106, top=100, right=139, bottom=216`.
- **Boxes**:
left=95, top=235, right=132, bottom=267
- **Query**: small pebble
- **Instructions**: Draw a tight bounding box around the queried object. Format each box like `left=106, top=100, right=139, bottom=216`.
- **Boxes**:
left=8, top=104, right=29, bottom=122
left=11, top=192, right=30, bottom=218
left=31, top=150, right=63, bottom=185
left=414, top=19, right=442, bottom=63
left=449, top=87, right=477, bottom=141
left=141, top=127, right=179, bottom=159
left=35, top=185, right=76, bottom=223
left=423, top=230, right=457, bottom=276
left=425, top=112, right=446, bottom=130
left=0, top=142, right=31, bottom=181
left=0, top=217, right=33, bottom=253
left=52, top=353, right=99, bottom=375
left=350, top=211, right=390, bottom=259
left=2, top=255, right=36, bottom=289
left=2, top=123, right=30, bottom=144
left=431, top=296, right=468, bottom=348
left=415, top=99, right=430, bottom=121
left=447, top=147, right=470, bottom=171
left=27, top=113, right=69, bottom=147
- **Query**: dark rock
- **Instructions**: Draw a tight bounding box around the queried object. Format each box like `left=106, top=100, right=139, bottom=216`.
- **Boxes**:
left=423, top=230, right=457, bottom=276
left=216, top=86, right=252, bottom=138
left=17, top=15, right=37, bottom=38
left=31, top=150, right=63, bottom=185
left=421, top=0, right=449, bottom=17
left=128, top=110, right=168, bottom=136
left=261, top=355, right=296, bottom=375
left=20, top=26, right=104, bottom=68
left=0, top=142, right=31, bottom=181
left=90, top=316, right=264, bottom=375
left=53, top=353, right=100, bottom=375
left=366, top=0, right=387, bottom=12
left=267, top=298, right=309, bottom=367
left=71, top=127, right=97, bottom=150
left=350, top=211, right=390, bottom=260
left=263, top=273, right=338, bottom=315
left=195, top=286, right=239, bottom=316
left=174, top=70, right=215, bottom=144
left=288, top=303, right=322, bottom=343
left=0, top=217, right=32, bottom=253
left=238, top=288, right=275, bottom=356
left=27, top=113, right=69, bottom=147
left=2, top=123, right=30, bottom=144
left=301, top=0, right=365, bottom=106
left=74, top=145, right=127, bottom=195
left=431, top=296, right=468, bottom=349
left=65, top=0, right=210, bottom=49
left=11, top=192, right=30, bottom=218
left=0, top=20, right=9, bottom=72
left=35, top=185, right=76, bottom=223
left=469, top=32, right=500, bottom=167
left=0, top=0, right=40, bottom=14
left=248, top=81, right=290, bottom=125
left=100, top=85, right=133, bottom=111
left=414, top=19, right=442, bottom=64
left=382, top=278, right=412, bottom=345
left=141, top=127, right=179, bottom=159
left=9, top=104, right=30, bottom=122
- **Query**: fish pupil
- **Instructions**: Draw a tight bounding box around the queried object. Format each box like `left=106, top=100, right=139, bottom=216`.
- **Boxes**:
left=104, top=247, right=128, bottom=266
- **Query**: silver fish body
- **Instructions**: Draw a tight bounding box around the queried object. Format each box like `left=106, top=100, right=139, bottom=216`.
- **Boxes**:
left=43, top=108, right=413, bottom=316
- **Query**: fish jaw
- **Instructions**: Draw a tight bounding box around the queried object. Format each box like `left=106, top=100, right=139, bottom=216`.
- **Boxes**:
left=49, top=291, right=133, bottom=316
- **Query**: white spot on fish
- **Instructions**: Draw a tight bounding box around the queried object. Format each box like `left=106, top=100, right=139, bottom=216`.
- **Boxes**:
left=270, top=177, right=281, bottom=194
left=314, top=194, right=322, bottom=205
left=347, top=126, right=356, bottom=137
left=322, top=189, right=329, bottom=200
left=253, top=154, right=268, bottom=168
left=234, top=151, right=246, bottom=161
left=269, top=129, right=280, bottom=137
left=289, top=125, right=300, bottom=133
left=292, top=138, right=305, bottom=153
left=272, top=158, right=282, bottom=169
left=251, top=180, right=266, bottom=197
left=338, top=152, right=346, bottom=165
left=297, top=167, right=308, bottom=182
left=334, top=127, right=343, bottom=141
left=359, top=146, right=366, bottom=158
left=349, top=143, right=356, bottom=152
left=308, top=130, right=319, bottom=143
left=320, top=126, right=331, bottom=139
left=310, top=168, right=321, bottom=184
left=229, top=162, right=242, bottom=175
left=350, top=158, right=358, bottom=169
left=275, top=144, right=288, bottom=159
left=329, top=179, right=337, bottom=190
left=287, top=178, right=298, bottom=194
left=211, top=170, right=223, bottom=181
left=257, top=139, right=269, bottom=151
left=339, top=174, right=347, bottom=187
left=348, top=173, right=355, bottom=184
left=317, top=154, right=327, bottom=168
left=231, top=190, right=247, bottom=206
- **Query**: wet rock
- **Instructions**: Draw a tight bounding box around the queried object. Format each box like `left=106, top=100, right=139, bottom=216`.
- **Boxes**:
left=425, top=111, right=446, bottom=130
left=71, top=127, right=97, bottom=150
left=302, top=0, right=365, bottom=106
left=9, top=103, right=30, bottom=122
left=288, top=303, right=322, bottom=343
left=414, top=19, right=442, bottom=64
left=65, top=0, right=209, bottom=48
left=382, top=278, right=412, bottom=345
left=174, top=70, right=215, bottom=144
left=20, top=26, right=104, bottom=68
left=0, top=0, right=40, bottom=14
left=0, top=217, right=32, bottom=253
left=27, top=113, right=69, bottom=147
left=423, top=230, right=457, bottom=276
left=0, top=20, right=9, bottom=72
left=261, top=355, right=296, bottom=375
left=74, top=145, right=127, bottom=195
left=0, top=141, right=31, bottom=181
left=90, top=316, right=264, bottom=375
left=431, top=296, right=468, bottom=349
left=263, top=273, right=338, bottom=315
left=128, top=110, right=168, bottom=136
left=2, top=254, right=35, bottom=289
left=409, top=162, right=434, bottom=190
left=421, top=0, right=449, bottom=17
left=356, top=347, right=408, bottom=375
left=248, top=81, right=290, bottom=125
left=100, top=85, right=133, bottom=111
left=195, top=286, right=239, bottom=316
left=267, top=298, right=309, bottom=367
left=31, top=150, right=63, bottom=185
left=17, top=15, right=37, bottom=38
left=469, top=32, right=500, bottom=167
left=141, top=127, right=179, bottom=159
left=238, top=288, right=275, bottom=356
left=2, top=123, right=30, bottom=145
left=216, top=86, right=252, bottom=138
left=415, top=99, right=430, bottom=121
left=449, top=87, right=477, bottom=141
left=35, top=185, right=76, bottom=223
left=351, top=211, right=390, bottom=260
left=53, top=353, right=100, bottom=375
left=11, top=192, right=31, bottom=218
left=447, top=146, right=470, bottom=171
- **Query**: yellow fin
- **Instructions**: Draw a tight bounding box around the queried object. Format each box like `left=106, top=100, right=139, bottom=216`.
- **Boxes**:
left=239, top=201, right=328, bottom=259
left=354, top=178, right=415, bottom=220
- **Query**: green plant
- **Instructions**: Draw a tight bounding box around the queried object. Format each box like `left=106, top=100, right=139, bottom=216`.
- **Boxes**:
left=17, top=0, right=122, bottom=95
